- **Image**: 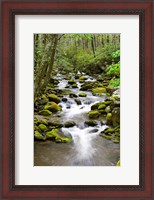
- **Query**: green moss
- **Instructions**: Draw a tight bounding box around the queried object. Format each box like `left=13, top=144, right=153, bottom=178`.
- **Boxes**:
left=91, top=102, right=102, bottom=110
left=98, top=103, right=106, bottom=110
left=46, top=129, right=59, bottom=139
left=100, top=133, right=112, bottom=140
left=105, top=106, right=111, bottom=113
left=116, top=160, right=120, bottom=166
left=92, top=87, right=106, bottom=95
left=78, top=92, right=87, bottom=97
left=39, top=119, right=48, bottom=125
left=79, top=76, right=87, bottom=80
left=106, top=113, right=112, bottom=125
left=48, top=121, right=63, bottom=128
left=68, top=80, right=76, bottom=84
left=85, top=120, right=98, bottom=126
left=64, top=121, right=76, bottom=128
left=112, top=107, right=120, bottom=127
left=48, top=94, right=60, bottom=103
left=39, top=110, right=52, bottom=116
left=44, top=102, right=62, bottom=112
left=88, top=110, right=100, bottom=119
left=104, top=128, right=114, bottom=134
left=38, top=124, right=47, bottom=131
left=46, top=129, right=72, bottom=143
left=72, top=83, right=78, bottom=88
left=34, top=131, right=45, bottom=140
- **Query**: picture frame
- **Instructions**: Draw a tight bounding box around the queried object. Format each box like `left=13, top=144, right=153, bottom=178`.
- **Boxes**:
left=0, top=0, right=153, bottom=199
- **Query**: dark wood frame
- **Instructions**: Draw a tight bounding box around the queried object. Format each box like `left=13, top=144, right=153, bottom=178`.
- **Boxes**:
left=0, top=0, right=153, bottom=199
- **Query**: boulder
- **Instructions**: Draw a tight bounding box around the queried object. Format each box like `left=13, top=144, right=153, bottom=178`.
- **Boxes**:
left=74, top=98, right=82, bottom=105
left=106, top=113, right=112, bottom=125
left=64, top=121, right=76, bottom=128
left=38, top=124, right=47, bottom=131
left=112, top=107, right=120, bottom=127
left=78, top=92, right=87, bottom=97
left=85, top=120, right=98, bottom=126
left=88, top=110, right=100, bottom=119
left=48, top=94, right=60, bottom=103
left=44, top=102, right=62, bottom=112
left=39, top=110, right=52, bottom=116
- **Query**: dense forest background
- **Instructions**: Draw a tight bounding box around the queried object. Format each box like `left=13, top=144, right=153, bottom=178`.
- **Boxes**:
left=34, top=34, right=120, bottom=100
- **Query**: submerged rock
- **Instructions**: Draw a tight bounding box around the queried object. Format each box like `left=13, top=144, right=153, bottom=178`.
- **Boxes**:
left=64, top=121, right=76, bottom=128
left=84, top=120, right=98, bottom=126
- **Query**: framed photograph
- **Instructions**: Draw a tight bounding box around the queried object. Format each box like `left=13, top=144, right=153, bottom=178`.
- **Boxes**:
left=1, top=0, right=153, bottom=199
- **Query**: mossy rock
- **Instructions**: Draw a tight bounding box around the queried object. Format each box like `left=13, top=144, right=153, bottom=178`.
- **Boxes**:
left=55, top=137, right=72, bottom=143
left=61, top=90, right=71, bottom=95
left=78, top=92, right=87, bottom=97
left=79, top=76, right=87, bottom=80
left=46, top=129, right=59, bottom=139
left=104, top=100, right=113, bottom=105
left=114, top=126, right=120, bottom=132
left=104, top=128, right=114, bottom=134
left=105, top=106, right=111, bottom=113
left=34, top=131, right=45, bottom=140
left=48, top=121, right=63, bottom=128
left=106, top=113, right=112, bottom=125
left=69, top=93, right=78, bottom=98
left=92, top=87, right=106, bottom=95
left=44, top=102, right=62, bottom=112
left=112, top=107, right=120, bottom=127
left=68, top=80, right=76, bottom=85
left=116, top=160, right=120, bottom=166
left=80, top=81, right=94, bottom=91
left=74, top=98, right=82, bottom=105
left=39, top=110, right=52, bottom=116
left=79, top=80, right=85, bottom=83
left=85, top=120, right=98, bottom=126
left=39, top=119, right=48, bottom=126
left=91, top=102, right=102, bottom=110
left=34, top=125, right=40, bottom=132
left=64, top=121, right=76, bottom=128
left=62, top=98, right=67, bottom=102
left=113, top=138, right=120, bottom=143
left=38, top=124, right=47, bottom=131
left=72, top=83, right=78, bottom=88
left=88, top=110, right=100, bottom=119
left=98, top=103, right=106, bottom=110
left=46, top=129, right=71, bottom=143
left=37, top=98, right=49, bottom=105
left=48, top=94, right=60, bottom=103
left=100, top=133, right=112, bottom=140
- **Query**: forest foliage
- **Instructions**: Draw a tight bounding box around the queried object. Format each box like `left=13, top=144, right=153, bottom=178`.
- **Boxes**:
left=34, top=34, right=120, bottom=100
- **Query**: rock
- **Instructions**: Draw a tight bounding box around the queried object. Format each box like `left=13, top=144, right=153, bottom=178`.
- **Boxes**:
left=75, top=75, right=79, bottom=79
left=69, top=93, right=78, bottom=98
left=98, top=103, right=106, bottom=110
left=38, top=124, right=47, bottom=131
left=112, top=107, right=120, bottom=127
left=39, top=119, right=48, bottom=125
left=44, top=102, right=62, bottom=112
left=85, top=120, right=98, bottom=126
left=100, top=133, right=112, bottom=140
left=78, top=92, right=87, bottom=97
left=46, top=129, right=59, bottom=139
left=34, top=131, right=45, bottom=140
left=105, top=106, right=111, bottom=113
left=113, top=138, right=120, bottom=143
left=48, top=94, right=60, bottom=103
left=68, top=80, right=76, bottom=85
left=91, top=102, right=102, bottom=110
left=64, top=121, right=76, bottom=128
left=46, top=129, right=72, bottom=143
left=74, top=98, right=82, bottom=105
left=88, top=110, right=100, bottom=119
left=62, top=98, right=67, bottom=102
left=116, top=160, right=120, bottom=166
left=37, top=98, right=49, bottom=105
left=72, top=83, right=78, bottom=88
left=39, top=110, right=52, bottom=116
left=48, top=121, right=63, bottom=128
left=80, top=82, right=94, bottom=91
left=92, top=87, right=106, bottom=95
left=104, top=128, right=114, bottom=134
left=106, top=113, right=112, bottom=125
left=89, top=129, right=99, bottom=133
left=104, top=100, right=113, bottom=105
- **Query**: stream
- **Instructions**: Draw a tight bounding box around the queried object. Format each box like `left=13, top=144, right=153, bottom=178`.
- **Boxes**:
left=34, top=72, right=120, bottom=166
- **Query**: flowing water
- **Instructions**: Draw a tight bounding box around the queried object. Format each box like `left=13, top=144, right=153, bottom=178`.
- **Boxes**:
left=34, top=73, right=120, bottom=166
